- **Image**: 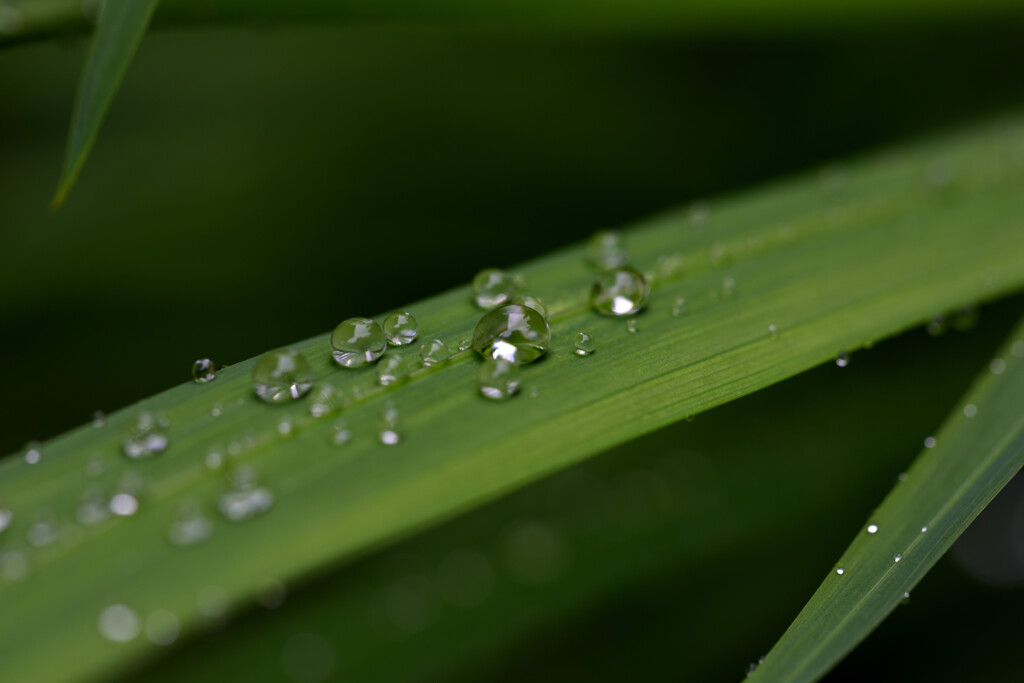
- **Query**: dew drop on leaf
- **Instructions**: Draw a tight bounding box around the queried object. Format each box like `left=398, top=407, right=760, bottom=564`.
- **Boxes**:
left=573, top=331, right=595, bottom=356
left=331, top=318, right=387, bottom=368
left=192, top=358, right=216, bottom=383
left=472, top=304, right=550, bottom=364
left=377, top=354, right=404, bottom=386
left=98, top=604, right=140, bottom=643
left=472, top=268, right=515, bottom=309
left=585, top=230, right=629, bottom=271
left=513, top=295, right=549, bottom=319
left=419, top=339, right=451, bottom=366
left=589, top=267, right=649, bottom=316
left=122, top=412, right=169, bottom=459
left=382, top=311, right=418, bottom=346
left=835, top=351, right=850, bottom=368
left=252, top=349, right=313, bottom=403
left=478, top=358, right=520, bottom=400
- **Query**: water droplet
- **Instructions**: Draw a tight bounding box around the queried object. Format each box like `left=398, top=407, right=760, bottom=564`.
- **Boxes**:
left=122, top=412, right=169, bottom=459
left=585, top=230, right=629, bottom=271
left=589, top=267, right=649, bottom=316
left=898, top=472, right=908, bottom=482
left=990, top=358, right=1007, bottom=375
left=23, top=442, right=41, bottom=465
left=109, top=493, right=139, bottom=517
left=276, top=416, right=295, bottom=437
left=205, top=448, right=224, bottom=471
left=671, top=297, right=688, bottom=317
left=472, top=304, right=550, bottom=364
left=168, top=508, right=214, bottom=547
left=472, top=268, right=515, bottom=309
left=253, top=349, right=314, bottom=403
left=894, top=553, right=902, bottom=563
left=0, top=509, right=12, bottom=534
left=375, top=354, right=402, bottom=385
left=1012, top=340, right=1024, bottom=358
left=210, top=402, right=223, bottom=418
left=921, top=525, right=928, bottom=533
left=219, top=478, right=274, bottom=521
left=458, top=338, right=471, bottom=351
left=98, top=604, right=140, bottom=642
left=383, top=311, right=418, bottom=346
left=768, top=324, right=778, bottom=340
left=331, top=318, right=387, bottom=368
left=379, top=403, right=401, bottom=445
left=330, top=420, right=352, bottom=446
left=419, top=339, right=451, bottom=366
left=626, top=319, right=638, bottom=334
left=528, top=387, right=540, bottom=399
left=867, top=524, right=879, bottom=534
left=835, top=351, right=850, bottom=368
left=197, top=585, right=229, bottom=618
left=513, top=295, right=549, bottom=319
left=924, top=436, right=937, bottom=449
left=836, top=567, right=845, bottom=575
left=722, top=276, right=736, bottom=298
left=308, top=383, right=341, bottom=419
left=900, top=591, right=911, bottom=605
left=963, top=404, right=978, bottom=418
left=145, top=610, right=181, bottom=646
left=573, top=331, right=595, bottom=356
left=92, top=410, right=106, bottom=428
left=478, top=359, right=520, bottom=400
left=192, top=358, right=216, bottom=383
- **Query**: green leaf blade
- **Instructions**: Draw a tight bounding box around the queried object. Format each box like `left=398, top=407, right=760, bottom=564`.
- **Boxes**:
left=52, top=0, right=158, bottom=208
left=755, top=318, right=1024, bottom=683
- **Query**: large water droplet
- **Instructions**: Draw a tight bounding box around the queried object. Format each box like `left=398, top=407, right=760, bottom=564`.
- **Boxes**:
left=253, top=349, right=313, bottom=403
left=574, top=331, right=595, bottom=356
left=419, top=339, right=451, bottom=366
left=383, top=311, right=418, bottom=346
left=122, top=412, right=169, bottom=459
left=589, top=267, right=649, bottom=316
left=472, top=268, right=515, bottom=309
left=331, top=318, right=386, bottom=368
left=98, top=604, right=141, bottom=642
left=472, top=304, right=550, bottom=364
left=478, top=359, right=520, bottom=400
left=585, top=230, right=629, bottom=271
left=192, top=358, right=216, bottom=383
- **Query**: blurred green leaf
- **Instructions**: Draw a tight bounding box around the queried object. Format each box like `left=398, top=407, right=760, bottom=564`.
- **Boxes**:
left=2, top=114, right=1024, bottom=682
left=52, top=0, right=158, bottom=208
left=756, top=318, right=1024, bottom=682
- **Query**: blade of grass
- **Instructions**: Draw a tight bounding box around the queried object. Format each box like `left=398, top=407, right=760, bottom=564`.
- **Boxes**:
left=753, top=316, right=1024, bottom=683
left=2, top=114, right=1024, bottom=682
left=51, top=0, right=158, bottom=208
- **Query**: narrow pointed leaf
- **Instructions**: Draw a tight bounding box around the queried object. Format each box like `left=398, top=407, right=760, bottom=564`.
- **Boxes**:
left=52, top=0, right=158, bottom=208
left=2, top=115, right=1024, bottom=682
left=755, top=318, right=1024, bottom=683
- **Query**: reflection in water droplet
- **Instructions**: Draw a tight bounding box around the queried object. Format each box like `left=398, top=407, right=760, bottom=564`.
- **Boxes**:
left=145, top=609, right=181, bottom=646
left=458, top=338, right=471, bottom=352
left=197, top=585, right=229, bottom=618
left=472, top=304, right=550, bottom=364
left=419, top=339, right=451, bottom=366
left=590, top=267, right=649, bottom=316
left=192, top=358, right=216, bottom=383
left=382, top=311, right=418, bottom=346
left=921, top=526, right=928, bottom=533
left=282, top=632, right=337, bottom=683
left=472, top=268, right=515, bottom=309
left=109, top=493, right=139, bottom=517
left=867, top=524, right=879, bottom=534
left=835, top=352, right=850, bottom=368
left=253, top=349, right=313, bottom=403
left=924, top=436, right=937, bottom=449
left=573, top=331, right=595, bottom=356
left=122, top=413, right=169, bottom=460
left=379, top=403, right=401, bottom=445
left=964, top=404, right=978, bottom=418
left=331, top=318, right=387, bottom=368
left=478, top=358, right=520, bottom=400
left=513, top=295, right=549, bottom=320
left=98, top=604, right=141, bottom=642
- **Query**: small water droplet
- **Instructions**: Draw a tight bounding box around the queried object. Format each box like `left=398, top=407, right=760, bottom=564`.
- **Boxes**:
left=458, top=338, right=471, bottom=351
left=331, top=318, right=387, bottom=368
left=921, top=525, right=928, bottom=533
left=23, top=442, right=41, bottom=465
left=590, top=267, right=649, bottom=316
left=835, top=351, right=850, bottom=368
left=253, top=349, right=313, bottom=403
left=898, top=472, right=908, bottom=482
left=990, top=358, right=1007, bottom=375
left=573, top=331, right=595, bottom=356
left=627, top=319, right=638, bottom=333
left=219, top=477, right=274, bottom=521
left=277, top=416, right=296, bottom=437
left=0, top=509, right=12, bottom=534
left=210, top=402, right=223, bottom=418
left=478, top=358, right=520, bottom=400
left=900, top=591, right=911, bottom=605
left=109, top=493, right=139, bottom=517
left=145, top=610, right=181, bottom=646
left=92, top=410, right=106, bottom=428
left=722, top=276, right=736, bottom=298
left=196, top=585, right=229, bottom=618
left=98, top=604, right=140, bottom=642
left=472, top=304, right=550, bottom=364
left=377, top=354, right=405, bottom=386
left=528, top=387, right=540, bottom=399
left=168, top=507, right=214, bottom=547
left=963, top=404, right=978, bottom=418
left=585, top=230, right=629, bottom=271
left=383, top=311, right=419, bottom=346
left=192, top=358, right=216, bottom=383
left=867, top=524, right=879, bottom=534
left=894, top=553, right=902, bottom=563
left=513, top=295, right=549, bottom=319
left=924, top=436, right=937, bottom=448
left=419, top=339, right=451, bottom=366
left=308, top=383, right=341, bottom=419
left=926, top=315, right=948, bottom=336
left=836, top=567, right=845, bottom=575
left=379, top=403, right=401, bottom=445
left=122, top=412, right=169, bottom=459
left=768, top=324, right=778, bottom=340
left=330, top=419, right=352, bottom=446
left=671, top=297, right=688, bottom=317
left=0, top=551, right=29, bottom=581
left=472, top=268, right=516, bottom=309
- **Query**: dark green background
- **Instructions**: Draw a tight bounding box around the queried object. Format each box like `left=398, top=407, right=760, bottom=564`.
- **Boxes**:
left=2, top=14, right=1023, bottom=682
